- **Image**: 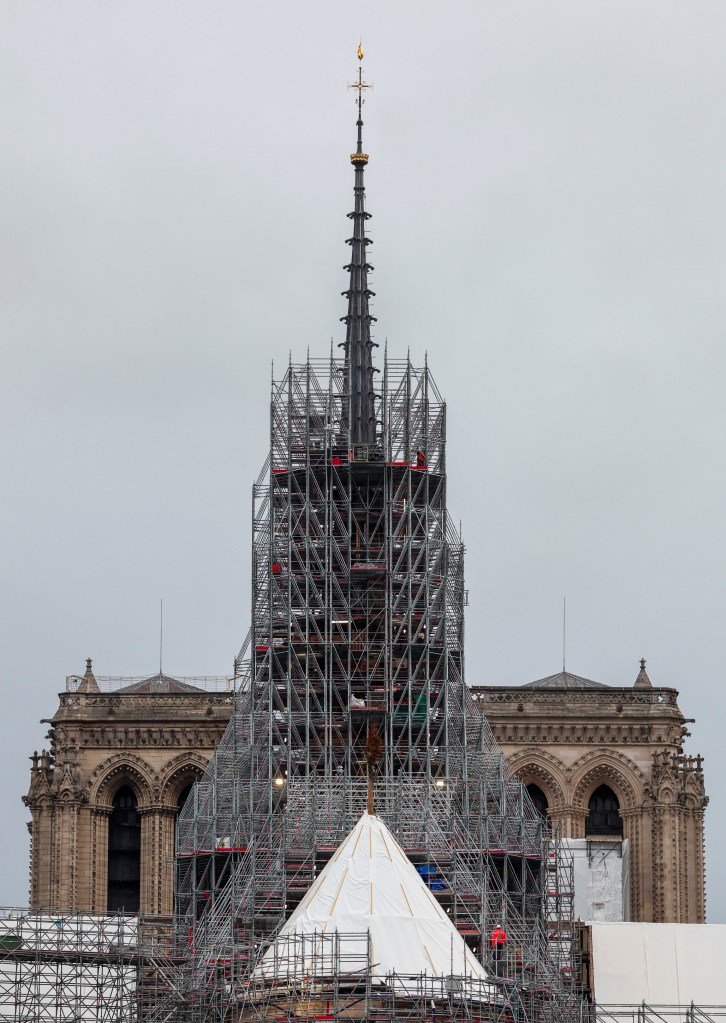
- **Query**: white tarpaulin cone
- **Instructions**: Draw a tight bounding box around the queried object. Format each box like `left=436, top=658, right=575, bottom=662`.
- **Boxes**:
left=257, top=812, right=494, bottom=989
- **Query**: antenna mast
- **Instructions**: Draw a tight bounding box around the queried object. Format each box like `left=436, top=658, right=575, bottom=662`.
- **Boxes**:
left=160, top=598, right=163, bottom=676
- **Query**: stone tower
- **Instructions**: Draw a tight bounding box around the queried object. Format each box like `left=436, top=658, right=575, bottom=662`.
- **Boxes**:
left=472, top=660, right=708, bottom=922
left=24, top=658, right=232, bottom=915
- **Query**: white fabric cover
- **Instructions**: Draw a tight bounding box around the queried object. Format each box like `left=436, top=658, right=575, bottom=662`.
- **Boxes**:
left=567, top=838, right=629, bottom=922
left=591, top=922, right=726, bottom=1005
left=258, top=812, right=491, bottom=984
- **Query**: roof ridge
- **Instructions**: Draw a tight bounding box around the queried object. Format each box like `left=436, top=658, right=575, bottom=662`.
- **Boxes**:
left=522, top=669, right=611, bottom=690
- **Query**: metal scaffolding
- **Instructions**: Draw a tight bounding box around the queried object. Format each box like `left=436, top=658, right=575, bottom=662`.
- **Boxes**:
left=0, top=909, right=184, bottom=1022
left=173, top=350, right=581, bottom=1022
left=239, top=931, right=549, bottom=1023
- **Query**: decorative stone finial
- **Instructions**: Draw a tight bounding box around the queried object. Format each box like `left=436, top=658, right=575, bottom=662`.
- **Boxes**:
left=78, top=657, right=99, bottom=693
left=634, top=657, right=652, bottom=689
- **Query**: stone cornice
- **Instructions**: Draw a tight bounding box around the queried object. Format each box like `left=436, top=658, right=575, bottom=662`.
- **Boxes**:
left=554, top=805, right=588, bottom=819
left=487, top=721, right=682, bottom=747
left=90, top=805, right=113, bottom=818
left=137, top=805, right=179, bottom=818
left=59, top=692, right=233, bottom=706
left=51, top=692, right=234, bottom=727
left=472, top=687, right=681, bottom=710
left=54, top=726, right=228, bottom=750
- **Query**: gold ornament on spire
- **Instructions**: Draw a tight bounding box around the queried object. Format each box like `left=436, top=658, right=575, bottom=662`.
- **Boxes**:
left=348, top=42, right=371, bottom=164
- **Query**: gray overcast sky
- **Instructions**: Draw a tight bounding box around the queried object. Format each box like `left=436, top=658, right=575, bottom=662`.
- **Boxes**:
left=1, top=2, right=725, bottom=919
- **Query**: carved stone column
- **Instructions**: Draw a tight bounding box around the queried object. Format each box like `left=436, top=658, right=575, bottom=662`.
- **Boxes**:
left=556, top=805, right=588, bottom=838
left=159, top=807, right=179, bottom=916
left=61, top=799, right=82, bottom=910
left=691, top=807, right=707, bottom=922
left=50, top=801, right=70, bottom=909
left=138, top=806, right=178, bottom=916
left=651, top=804, right=666, bottom=921
left=138, top=806, right=155, bottom=916
left=23, top=751, right=55, bottom=910
left=651, top=800, right=685, bottom=922
left=620, top=807, right=642, bottom=920
left=28, top=799, right=54, bottom=909
left=90, top=806, right=112, bottom=913
left=547, top=803, right=569, bottom=835
left=73, top=804, right=92, bottom=910
left=676, top=804, right=689, bottom=921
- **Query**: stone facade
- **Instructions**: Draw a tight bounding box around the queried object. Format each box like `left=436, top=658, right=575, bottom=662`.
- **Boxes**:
left=25, top=658, right=707, bottom=924
left=24, top=660, right=233, bottom=916
left=471, top=662, right=708, bottom=923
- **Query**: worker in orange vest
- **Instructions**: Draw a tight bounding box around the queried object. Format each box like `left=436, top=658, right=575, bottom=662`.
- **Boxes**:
left=490, top=924, right=507, bottom=969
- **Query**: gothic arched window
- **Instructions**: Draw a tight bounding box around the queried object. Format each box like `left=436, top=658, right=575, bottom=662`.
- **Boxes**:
left=586, top=784, right=623, bottom=837
left=526, top=783, right=549, bottom=818
left=174, top=782, right=194, bottom=849
left=107, top=785, right=141, bottom=913
left=177, top=783, right=193, bottom=812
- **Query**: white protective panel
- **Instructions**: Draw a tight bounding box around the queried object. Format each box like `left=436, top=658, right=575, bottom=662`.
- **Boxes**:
left=258, top=812, right=494, bottom=987
left=591, top=923, right=726, bottom=1005
left=568, top=839, right=627, bottom=923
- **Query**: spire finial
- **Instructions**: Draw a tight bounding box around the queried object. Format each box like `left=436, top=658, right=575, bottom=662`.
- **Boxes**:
left=342, top=45, right=377, bottom=446
left=78, top=656, right=99, bottom=693
left=349, top=44, right=371, bottom=163
left=634, top=657, right=652, bottom=689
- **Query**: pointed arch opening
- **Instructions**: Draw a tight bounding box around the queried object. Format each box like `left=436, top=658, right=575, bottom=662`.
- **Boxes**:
left=177, top=783, right=193, bottom=813
left=174, top=782, right=194, bottom=853
left=107, top=785, right=141, bottom=913
left=526, top=783, right=549, bottom=818
left=586, top=784, right=623, bottom=837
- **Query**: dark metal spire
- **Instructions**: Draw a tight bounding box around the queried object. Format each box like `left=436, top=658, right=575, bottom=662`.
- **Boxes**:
left=342, top=44, right=377, bottom=446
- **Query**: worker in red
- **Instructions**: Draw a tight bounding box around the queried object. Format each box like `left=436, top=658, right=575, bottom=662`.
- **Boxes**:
left=415, top=449, right=426, bottom=467
left=490, top=923, right=507, bottom=971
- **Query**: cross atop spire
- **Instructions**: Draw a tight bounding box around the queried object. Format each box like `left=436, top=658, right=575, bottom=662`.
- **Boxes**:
left=350, top=41, right=371, bottom=162
left=341, top=44, right=377, bottom=446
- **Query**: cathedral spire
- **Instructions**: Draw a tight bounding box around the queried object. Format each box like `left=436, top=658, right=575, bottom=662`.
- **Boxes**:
left=342, top=44, right=377, bottom=446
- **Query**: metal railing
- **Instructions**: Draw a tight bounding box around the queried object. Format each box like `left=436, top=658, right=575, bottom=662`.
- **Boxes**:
left=590, top=1005, right=726, bottom=1023
left=65, top=673, right=234, bottom=693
